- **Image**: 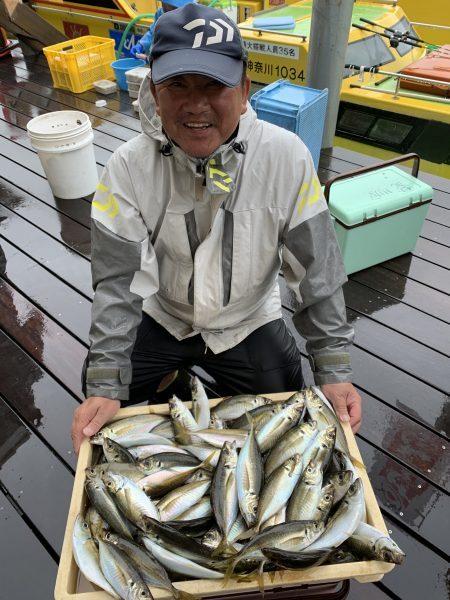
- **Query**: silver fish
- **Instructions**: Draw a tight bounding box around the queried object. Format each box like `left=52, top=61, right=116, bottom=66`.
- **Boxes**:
left=157, top=479, right=211, bottom=521
left=286, top=456, right=323, bottom=522
left=169, top=395, right=201, bottom=445
left=264, top=420, right=318, bottom=478
left=191, top=376, right=210, bottom=429
left=347, top=522, right=406, bottom=564
left=236, top=417, right=263, bottom=527
left=211, top=441, right=239, bottom=550
left=85, top=477, right=134, bottom=540
left=325, top=469, right=353, bottom=506
left=256, top=401, right=305, bottom=454
left=91, top=414, right=168, bottom=446
left=103, top=532, right=197, bottom=600
left=102, top=437, right=136, bottom=463
left=98, top=538, right=153, bottom=599
left=190, top=428, right=248, bottom=449
left=305, top=386, right=349, bottom=454
left=141, top=535, right=224, bottom=579
left=174, top=495, right=213, bottom=521
left=255, top=454, right=303, bottom=534
left=307, top=478, right=366, bottom=551
left=72, top=514, right=119, bottom=598
left=103, top=472, right=160, bottom=524
left=210, top=394, right=273, bottom=420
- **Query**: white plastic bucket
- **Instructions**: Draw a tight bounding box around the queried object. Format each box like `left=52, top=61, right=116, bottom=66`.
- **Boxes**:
left=26, top=110, right=99, bottom=199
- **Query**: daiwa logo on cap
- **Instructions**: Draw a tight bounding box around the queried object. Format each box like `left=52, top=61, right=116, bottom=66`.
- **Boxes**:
left=183, top=18, right=235, bottom=48
left=150, top=3, right=246, bottom=87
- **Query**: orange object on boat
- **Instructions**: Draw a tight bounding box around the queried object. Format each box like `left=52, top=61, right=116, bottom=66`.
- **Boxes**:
left=399, top=45, right=450, bottom=97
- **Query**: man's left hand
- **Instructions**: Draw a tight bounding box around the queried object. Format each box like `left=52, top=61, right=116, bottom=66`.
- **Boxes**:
left=320, top=382, right=362, bottom=433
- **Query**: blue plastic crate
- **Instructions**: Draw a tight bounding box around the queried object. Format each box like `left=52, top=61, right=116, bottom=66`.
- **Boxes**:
left=250, top=80, right=328, bottom=170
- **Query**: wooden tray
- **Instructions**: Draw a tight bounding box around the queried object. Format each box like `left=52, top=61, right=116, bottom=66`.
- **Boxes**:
left=54, top=393, right=395, bottom=599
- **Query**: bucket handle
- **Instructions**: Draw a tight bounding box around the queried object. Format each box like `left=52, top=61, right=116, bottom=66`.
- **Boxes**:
left=323, top=152, right=420, bottom=204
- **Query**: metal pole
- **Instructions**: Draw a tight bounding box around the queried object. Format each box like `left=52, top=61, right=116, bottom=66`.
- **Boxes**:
left=306, top=0, right=354, bottom=149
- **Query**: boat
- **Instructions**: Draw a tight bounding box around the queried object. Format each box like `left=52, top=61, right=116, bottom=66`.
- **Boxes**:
left=30, top=0, right=158, bottom=54
left=239, top=0, right=450, bottom=177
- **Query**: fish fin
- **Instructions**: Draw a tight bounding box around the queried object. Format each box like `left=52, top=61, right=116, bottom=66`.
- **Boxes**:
left=212, top=538, right=239, bottom=558
left=350, top=456, right=366, bottom=471
left=234, top=526, right=256, bottom=542
left=174, top=589, right=200, bottom=600
left=199, top=452, right=215, bottom=473
left=175, top=430, right=192, bottom=446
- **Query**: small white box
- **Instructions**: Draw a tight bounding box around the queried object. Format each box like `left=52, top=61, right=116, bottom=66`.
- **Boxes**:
left=93, top=79, right=117, bottom=95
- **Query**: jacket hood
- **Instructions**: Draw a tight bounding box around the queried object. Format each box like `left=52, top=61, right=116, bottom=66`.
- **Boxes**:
left=137, top=70, right=257, bottom=192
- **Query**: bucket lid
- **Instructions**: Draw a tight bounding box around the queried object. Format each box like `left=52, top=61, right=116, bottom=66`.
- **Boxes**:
left=328, top=166, right=433, bottom=226
left=26, top=111, right=91, bottom=138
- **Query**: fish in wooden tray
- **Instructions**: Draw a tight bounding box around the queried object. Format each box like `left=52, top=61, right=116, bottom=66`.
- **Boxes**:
left=73, top=383, right=405, bottom=599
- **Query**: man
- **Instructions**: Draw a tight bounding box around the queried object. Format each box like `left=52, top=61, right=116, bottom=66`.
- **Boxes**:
left=71, top=3, right=361, bottom=453
left=130, top=0, right=196, bottom=60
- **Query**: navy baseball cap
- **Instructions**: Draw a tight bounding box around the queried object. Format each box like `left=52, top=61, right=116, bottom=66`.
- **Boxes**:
left=150, top=3, right=247, bottom=87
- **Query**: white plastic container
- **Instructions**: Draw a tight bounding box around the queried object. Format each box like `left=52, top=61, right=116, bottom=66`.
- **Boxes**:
left=26, top=110, right=99, bottom=199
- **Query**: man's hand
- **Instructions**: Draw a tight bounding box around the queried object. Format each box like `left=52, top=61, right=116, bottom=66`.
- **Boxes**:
left=71, top=396, right=120, bottom=454
left=320, top=382, right=362, bottom=433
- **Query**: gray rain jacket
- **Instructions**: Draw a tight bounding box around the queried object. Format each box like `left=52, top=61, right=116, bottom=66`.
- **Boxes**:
left=86, top=77, right=354, bottom=401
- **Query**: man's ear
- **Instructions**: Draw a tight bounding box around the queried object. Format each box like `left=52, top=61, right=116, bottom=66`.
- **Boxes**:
left=150, top=80, right=160, bottom=115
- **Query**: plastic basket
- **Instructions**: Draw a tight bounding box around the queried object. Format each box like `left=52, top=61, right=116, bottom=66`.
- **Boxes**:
left=43, top=36, right=116, bottom=94
left=251, top=80, right=328, bottom=170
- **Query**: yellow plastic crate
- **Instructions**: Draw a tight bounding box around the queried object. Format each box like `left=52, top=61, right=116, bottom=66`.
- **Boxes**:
left=43, top=36, right=116, bottom=94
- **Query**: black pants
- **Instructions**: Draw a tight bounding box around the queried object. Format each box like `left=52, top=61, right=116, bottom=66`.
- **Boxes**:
left=127, top=315, right=304, bottom=404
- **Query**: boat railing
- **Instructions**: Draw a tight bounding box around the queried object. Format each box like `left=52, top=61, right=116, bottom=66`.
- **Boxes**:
left=346, top=64, right=450, bottom=104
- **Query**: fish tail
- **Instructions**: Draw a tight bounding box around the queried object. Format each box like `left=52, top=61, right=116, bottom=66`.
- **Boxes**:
left=223, top=555, right=240, bottom=586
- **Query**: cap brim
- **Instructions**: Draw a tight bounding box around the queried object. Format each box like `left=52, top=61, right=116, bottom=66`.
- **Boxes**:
left=151, top=49, right=243, bottom=87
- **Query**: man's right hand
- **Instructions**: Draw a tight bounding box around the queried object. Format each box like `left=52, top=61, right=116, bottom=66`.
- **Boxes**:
left=71, top=396, right=120, bottom=455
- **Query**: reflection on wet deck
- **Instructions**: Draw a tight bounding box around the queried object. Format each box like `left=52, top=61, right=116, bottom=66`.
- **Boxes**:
left=0, top=47, right=449, bottom=600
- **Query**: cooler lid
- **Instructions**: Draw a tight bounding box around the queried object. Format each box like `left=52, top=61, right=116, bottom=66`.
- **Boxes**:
left=328, top=166, right=433, bottom=226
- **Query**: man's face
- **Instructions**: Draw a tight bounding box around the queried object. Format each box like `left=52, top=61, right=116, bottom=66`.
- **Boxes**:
left=151, top=73, right=250, bottom=158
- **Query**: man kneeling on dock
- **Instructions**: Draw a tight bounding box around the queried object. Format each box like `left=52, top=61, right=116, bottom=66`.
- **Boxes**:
left=71, top=3, right=361, bottom=453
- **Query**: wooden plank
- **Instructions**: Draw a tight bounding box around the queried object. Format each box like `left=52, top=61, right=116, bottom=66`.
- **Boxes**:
left=358, top=391, right=449, bottom=491
left=421, top=220, right=450, bottom=248
left=1, top=239, right=91, bottom=344
left=374, top=516, right=449, bottom=600
left=279, top=288, right=449, bottom=437
left=0, top=489, right=59, bottom=600
left=358, top=439, right=448, bottom=557
left=413, top=237, right=450, bottom=270
left=0, top=178, right=91, bottom=258
left=381, top=254, right=450, bottom=294
left=348, top=308, right=450, bottom=392
left=349, top=347, right=450, bottom=439
left=426, top=204, right=450, bottom=228
left=0, top=160, right=93, bottom=226
left=0, top=82, right=140, bottom=141
left=0, top=60, right=137, bottom=117
left=0, top=279, right=85, bottom=398
left=0, top=203, right=93, bottom=298
left=350, top=265, right=450, bottom=323
left=343, top=280, right=450, bottom=356
left=0, top=399, right=75, bottom=554
left=0, top=331, right=79, bottom=470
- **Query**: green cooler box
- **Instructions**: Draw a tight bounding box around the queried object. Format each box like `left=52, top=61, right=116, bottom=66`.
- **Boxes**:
left=324, top=153, right=433, bottom=275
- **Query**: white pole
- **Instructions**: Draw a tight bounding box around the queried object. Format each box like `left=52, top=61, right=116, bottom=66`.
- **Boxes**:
left=306, top=0, right=354, bottom=149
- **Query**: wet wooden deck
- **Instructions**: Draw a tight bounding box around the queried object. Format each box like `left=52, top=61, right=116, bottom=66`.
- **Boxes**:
left=0, top=48, right=448, bottom=600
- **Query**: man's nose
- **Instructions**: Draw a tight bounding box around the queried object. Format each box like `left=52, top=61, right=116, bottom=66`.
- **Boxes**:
left=183, top=87, right=210, bottom=111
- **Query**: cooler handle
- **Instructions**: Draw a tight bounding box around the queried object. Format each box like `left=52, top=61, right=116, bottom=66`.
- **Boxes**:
left=323, top=152, right=420, bottom=203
